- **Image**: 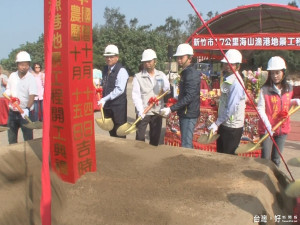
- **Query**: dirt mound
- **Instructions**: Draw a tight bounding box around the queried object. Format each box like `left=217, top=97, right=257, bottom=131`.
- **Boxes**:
left=0, top=136, right=296, bottom=225
left=0, top=139, right=65, bottom=225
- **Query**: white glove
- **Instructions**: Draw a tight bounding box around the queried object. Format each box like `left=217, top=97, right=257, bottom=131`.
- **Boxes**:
left=208, top=122, right=218, bottom=133
left=139, top=112, right=146, bottom=119
left=97, top=99, right=106, bottom=108
left=265, top=125, right=274, bottom=136
left=291, top=98, right=300, bottom=106
left=160, top=107, right=171, bottom=116
left=21, top=108, right=29, bottom=119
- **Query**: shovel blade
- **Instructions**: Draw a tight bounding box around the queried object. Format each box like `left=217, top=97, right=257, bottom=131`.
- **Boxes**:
left=207, top=134, right=219, bottom=144
left=95, top=118, right=114, bottom=131
left=285, top=180, right=300, bottom=198
left=23, top=121, right=43, bottom=130
left=235, top=142, right=261, bottom=154
left=287, top=157, right=300, bottom=167
left=116, top=123, right=132, bottom=136
left=197, top=132, right=219, bottom=144
left=124, top=125, right=137, bottom=135
left=124, top=125, right=137, bottom=134
left=197, top=134, right=210, bottom=144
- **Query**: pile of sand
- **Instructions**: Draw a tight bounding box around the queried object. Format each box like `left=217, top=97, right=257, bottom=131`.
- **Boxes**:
left=0, top=135, right=296, bottom=225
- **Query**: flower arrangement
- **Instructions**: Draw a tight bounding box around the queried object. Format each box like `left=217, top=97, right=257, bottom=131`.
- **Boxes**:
left=242, top=68, right=268, bottom=105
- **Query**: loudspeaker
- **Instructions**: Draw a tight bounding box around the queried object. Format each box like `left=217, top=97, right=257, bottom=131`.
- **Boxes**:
left=167, top=45, right=173, bottom=59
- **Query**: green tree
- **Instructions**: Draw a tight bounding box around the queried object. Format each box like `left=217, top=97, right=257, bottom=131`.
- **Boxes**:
left=103, top=7, right=128, bottom=29
left=0, top=35, right=44, bottom=72
left=155, top=16, right=184, bottom=48
left=184, top=13, right=203, bottom=36
left=248, top=50, right=300, bottom=74
left=93, top=8, right=175, bottom=75
left=206, top=11, right=213, bottom=21
left=288, top=1, right=298, bottom=7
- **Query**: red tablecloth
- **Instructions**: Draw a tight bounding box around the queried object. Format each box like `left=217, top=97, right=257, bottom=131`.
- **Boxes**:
left=0, top=98, right=9, bottom=125
left=164, top=106, right=261, bottom=158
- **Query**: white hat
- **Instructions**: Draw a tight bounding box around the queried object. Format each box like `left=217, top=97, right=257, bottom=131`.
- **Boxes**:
left=173, top=43, right=193, bottom=56
left=16, top=51, right=31, bottom=62
left=141, top=49, right=157, bottom=62
left=221, top=49, right=242, bottom=64
left=267, top=56, right=286, bottom=70
left=103, top=44, right=119, bottom=56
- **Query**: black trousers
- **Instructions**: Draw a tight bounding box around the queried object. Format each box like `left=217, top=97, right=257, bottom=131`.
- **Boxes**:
left=135, top=114, right=162, bottom=146
left=7, top=109, right=34, bottom=144
left=217, top=124, right=243, bottom=155
left=103, top=104, right=127, bottom=138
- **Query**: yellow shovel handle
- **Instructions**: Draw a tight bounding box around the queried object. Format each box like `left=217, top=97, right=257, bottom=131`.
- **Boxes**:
left=258, top=105, right=300, bottom=145
left=142, top=90, right=170, bottom=115
left=3, top=93, right=32, bottom=123
left=156, top=90, right=170, bottom=101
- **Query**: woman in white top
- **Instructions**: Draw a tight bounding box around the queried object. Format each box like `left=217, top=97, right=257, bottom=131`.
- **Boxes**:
left=32, top=62, right=45, bottom=121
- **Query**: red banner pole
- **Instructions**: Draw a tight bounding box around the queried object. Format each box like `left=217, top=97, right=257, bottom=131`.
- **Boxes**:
left=41, top=0, right=56, bottom=224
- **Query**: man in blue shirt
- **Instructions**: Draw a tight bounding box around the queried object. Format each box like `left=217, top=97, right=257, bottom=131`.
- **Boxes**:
left=208, top=49, right=246, bottom=154
left=98, top=44, right=129, bottom=138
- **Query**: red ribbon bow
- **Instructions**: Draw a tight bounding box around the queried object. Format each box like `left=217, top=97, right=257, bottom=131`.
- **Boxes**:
left=277, top=110, right=289, bottom=120
left=166, top=98, right=178, bottom=107
left=148, top=97, right=159, bottom=106
left=96, top=88, right=103, bottom=98
left=11, top=97, right=20, bottom=105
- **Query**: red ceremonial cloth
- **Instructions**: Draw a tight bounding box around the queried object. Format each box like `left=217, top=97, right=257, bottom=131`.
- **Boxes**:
left=200, top=79, right=210, bottom=90
left=0, top=98, right=9, bottom=125
left=41, top=0, right=56, bottom=224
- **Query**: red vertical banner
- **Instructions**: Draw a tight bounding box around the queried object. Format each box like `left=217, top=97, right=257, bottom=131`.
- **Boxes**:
left=43, top=0, right=56, bottom=223
left=45, top=0, right=96, bottom=183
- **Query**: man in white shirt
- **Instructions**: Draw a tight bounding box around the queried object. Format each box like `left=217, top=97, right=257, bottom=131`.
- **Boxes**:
left=132, top=49, right=170, bottom=146
left=4, top=51, right=38, bottom=144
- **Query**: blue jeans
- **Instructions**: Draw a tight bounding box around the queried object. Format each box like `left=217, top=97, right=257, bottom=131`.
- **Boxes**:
left=33, top=100, right=43, bottom=121
left=261, top=134, right=287, bottom=167
left=179, top=117, right=197, bottom=149
left=7, top=110, right=34, bottom=144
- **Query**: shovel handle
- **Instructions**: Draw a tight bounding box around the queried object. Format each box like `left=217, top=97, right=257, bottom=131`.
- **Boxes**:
left=236, top=105, right=300, bottom=154
left=255, top=105, right=300, bottom=146
left=156, top=90, right=170, bottom=101
left=130, top=90, right=171, bottom=127
left=97, top=91, right=106, bottom=123
left=142, top=90, right=170, bottom=115
left=3, top=93, right=24, bottom=113
left=2, top=93, right=32, bottom=123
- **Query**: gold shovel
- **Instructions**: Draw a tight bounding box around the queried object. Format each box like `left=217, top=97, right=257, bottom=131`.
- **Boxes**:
left=95, top=104, right=114, bottom=131
left=285, top=179, right=300, bottom=197
left=197, top=129, right=220, bottom=144
left=116, top=90, right=170, bottom=136
left=287, top=157, right=300, bottom=167
left=3, top=93, right=43, bottom=130
left=94, top=90, right=114, bottom=131
left=235, top=105, right=300, bottom=154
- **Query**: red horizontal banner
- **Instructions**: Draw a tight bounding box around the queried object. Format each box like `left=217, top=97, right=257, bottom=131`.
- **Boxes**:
left=192, top=33, right=300, bottom=50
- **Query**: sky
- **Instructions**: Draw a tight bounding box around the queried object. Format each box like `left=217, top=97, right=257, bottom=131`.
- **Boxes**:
left=0, top=0, right=295, bottom=60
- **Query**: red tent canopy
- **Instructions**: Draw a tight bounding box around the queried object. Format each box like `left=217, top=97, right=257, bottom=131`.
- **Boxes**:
left=186, top=4, right=300, bottom=59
